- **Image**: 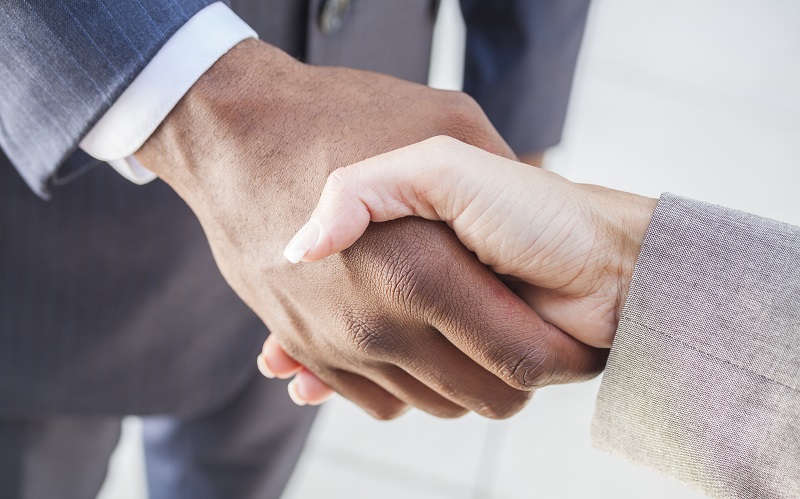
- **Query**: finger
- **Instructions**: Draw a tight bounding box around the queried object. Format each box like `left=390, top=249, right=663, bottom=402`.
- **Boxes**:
left=272, top=338, right=466, bottom=414
left=391, top=326, right=533, bottom=419
left=331, top=307, right=531, bottom=418
left=273, top=333, right=412, bottom=419
left=284, top=136, right=486, bottom=264
left=311, top=368, right=410, bottom=420
left=419, top=225, right=607, bottom=390
left=260, top=335, right=302, bottom=379
left=283, top=140, right=438, bottom=263
left=314, top=314, right=474, bottom=418
left=360, top=364, right=469, bottom=419
left=288, top=368, right=335, bottom=406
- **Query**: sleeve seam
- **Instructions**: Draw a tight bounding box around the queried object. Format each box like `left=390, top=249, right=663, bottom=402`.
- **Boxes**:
left=618, top=316, right=799, bottom=394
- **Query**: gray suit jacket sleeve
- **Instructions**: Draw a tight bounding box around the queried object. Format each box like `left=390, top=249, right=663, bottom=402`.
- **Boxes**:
left=593, top=193, right=800, bottom=498
left=460, top=0, right=590, bottom=156
left=0, top=0, right=216, bottom=198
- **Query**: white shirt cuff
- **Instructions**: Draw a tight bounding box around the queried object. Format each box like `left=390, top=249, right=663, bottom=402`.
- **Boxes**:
left=79, top=2, right=258, bottom=184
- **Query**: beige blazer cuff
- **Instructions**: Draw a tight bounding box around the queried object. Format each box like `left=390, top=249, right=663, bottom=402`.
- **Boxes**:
left=592, top=193, right=800, bottom=498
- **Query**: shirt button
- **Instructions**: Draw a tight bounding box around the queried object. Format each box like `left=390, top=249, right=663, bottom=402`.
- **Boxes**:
left=319, top=0, right=351, bottom=35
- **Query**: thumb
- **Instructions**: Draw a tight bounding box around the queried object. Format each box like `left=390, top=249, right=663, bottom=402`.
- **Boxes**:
left=284, top=136, right=464, bottom=263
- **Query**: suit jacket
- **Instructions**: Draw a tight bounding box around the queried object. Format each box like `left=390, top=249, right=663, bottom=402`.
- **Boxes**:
left=593, top=193, right=800, bottom=497
left=0, top=0, right=589, bottom=417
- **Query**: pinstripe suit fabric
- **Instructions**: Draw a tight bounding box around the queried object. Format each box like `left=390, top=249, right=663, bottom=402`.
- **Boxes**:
left=0, top=152, right=265, bottom=418
left=0, top=0, right=215, bottom=198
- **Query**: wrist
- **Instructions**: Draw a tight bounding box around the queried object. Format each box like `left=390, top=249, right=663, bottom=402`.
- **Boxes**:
left=608, top=192, right=657, bottom=324
left=578, top=184, right=657, bottom=327
left=134, top=38, right=324, bottom=272
left=135, top=39, right=299, bottom=201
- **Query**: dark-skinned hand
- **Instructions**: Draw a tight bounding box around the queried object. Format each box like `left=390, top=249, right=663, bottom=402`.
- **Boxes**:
left=137, top=40, right=606, bottom=419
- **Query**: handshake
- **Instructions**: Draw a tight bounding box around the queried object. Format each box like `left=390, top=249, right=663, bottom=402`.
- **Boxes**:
left=136, top=41, right=800, bottom=497
left=135, top=40, right=800, bottom=495
left=262, top=136, right=657, bottom=410
left=138, top=39, right=657, bottom=420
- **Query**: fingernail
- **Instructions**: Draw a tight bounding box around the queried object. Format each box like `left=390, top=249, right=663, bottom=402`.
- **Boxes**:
left=283, top=220, right=320, bottom=263
left=287, top=379, right=307, bottom=406
left=256, top=355, right=275, bottom=379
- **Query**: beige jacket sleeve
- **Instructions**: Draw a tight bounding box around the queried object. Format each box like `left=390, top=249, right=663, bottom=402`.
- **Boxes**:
left=592, top=193, right=800, bottom=498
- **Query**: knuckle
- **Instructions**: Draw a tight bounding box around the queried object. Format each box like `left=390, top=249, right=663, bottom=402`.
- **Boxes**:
left=324, top=167, right=351, bottom=195
left=448, top=91, right=481, bottom=113
left=444, top=92, right=484, bottom=125
left=495, top=342, right=554, bottom=390
left=429, top=90, right=485, bottom=136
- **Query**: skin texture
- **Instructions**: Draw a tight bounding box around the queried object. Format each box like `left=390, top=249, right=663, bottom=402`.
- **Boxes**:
left=266, top=137, right=657, bottom=405
left=136, top=40, right=605, bottom=419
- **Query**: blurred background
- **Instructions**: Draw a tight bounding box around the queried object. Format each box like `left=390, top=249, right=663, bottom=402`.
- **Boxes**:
left=98, top=0, right=800, bottom=497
